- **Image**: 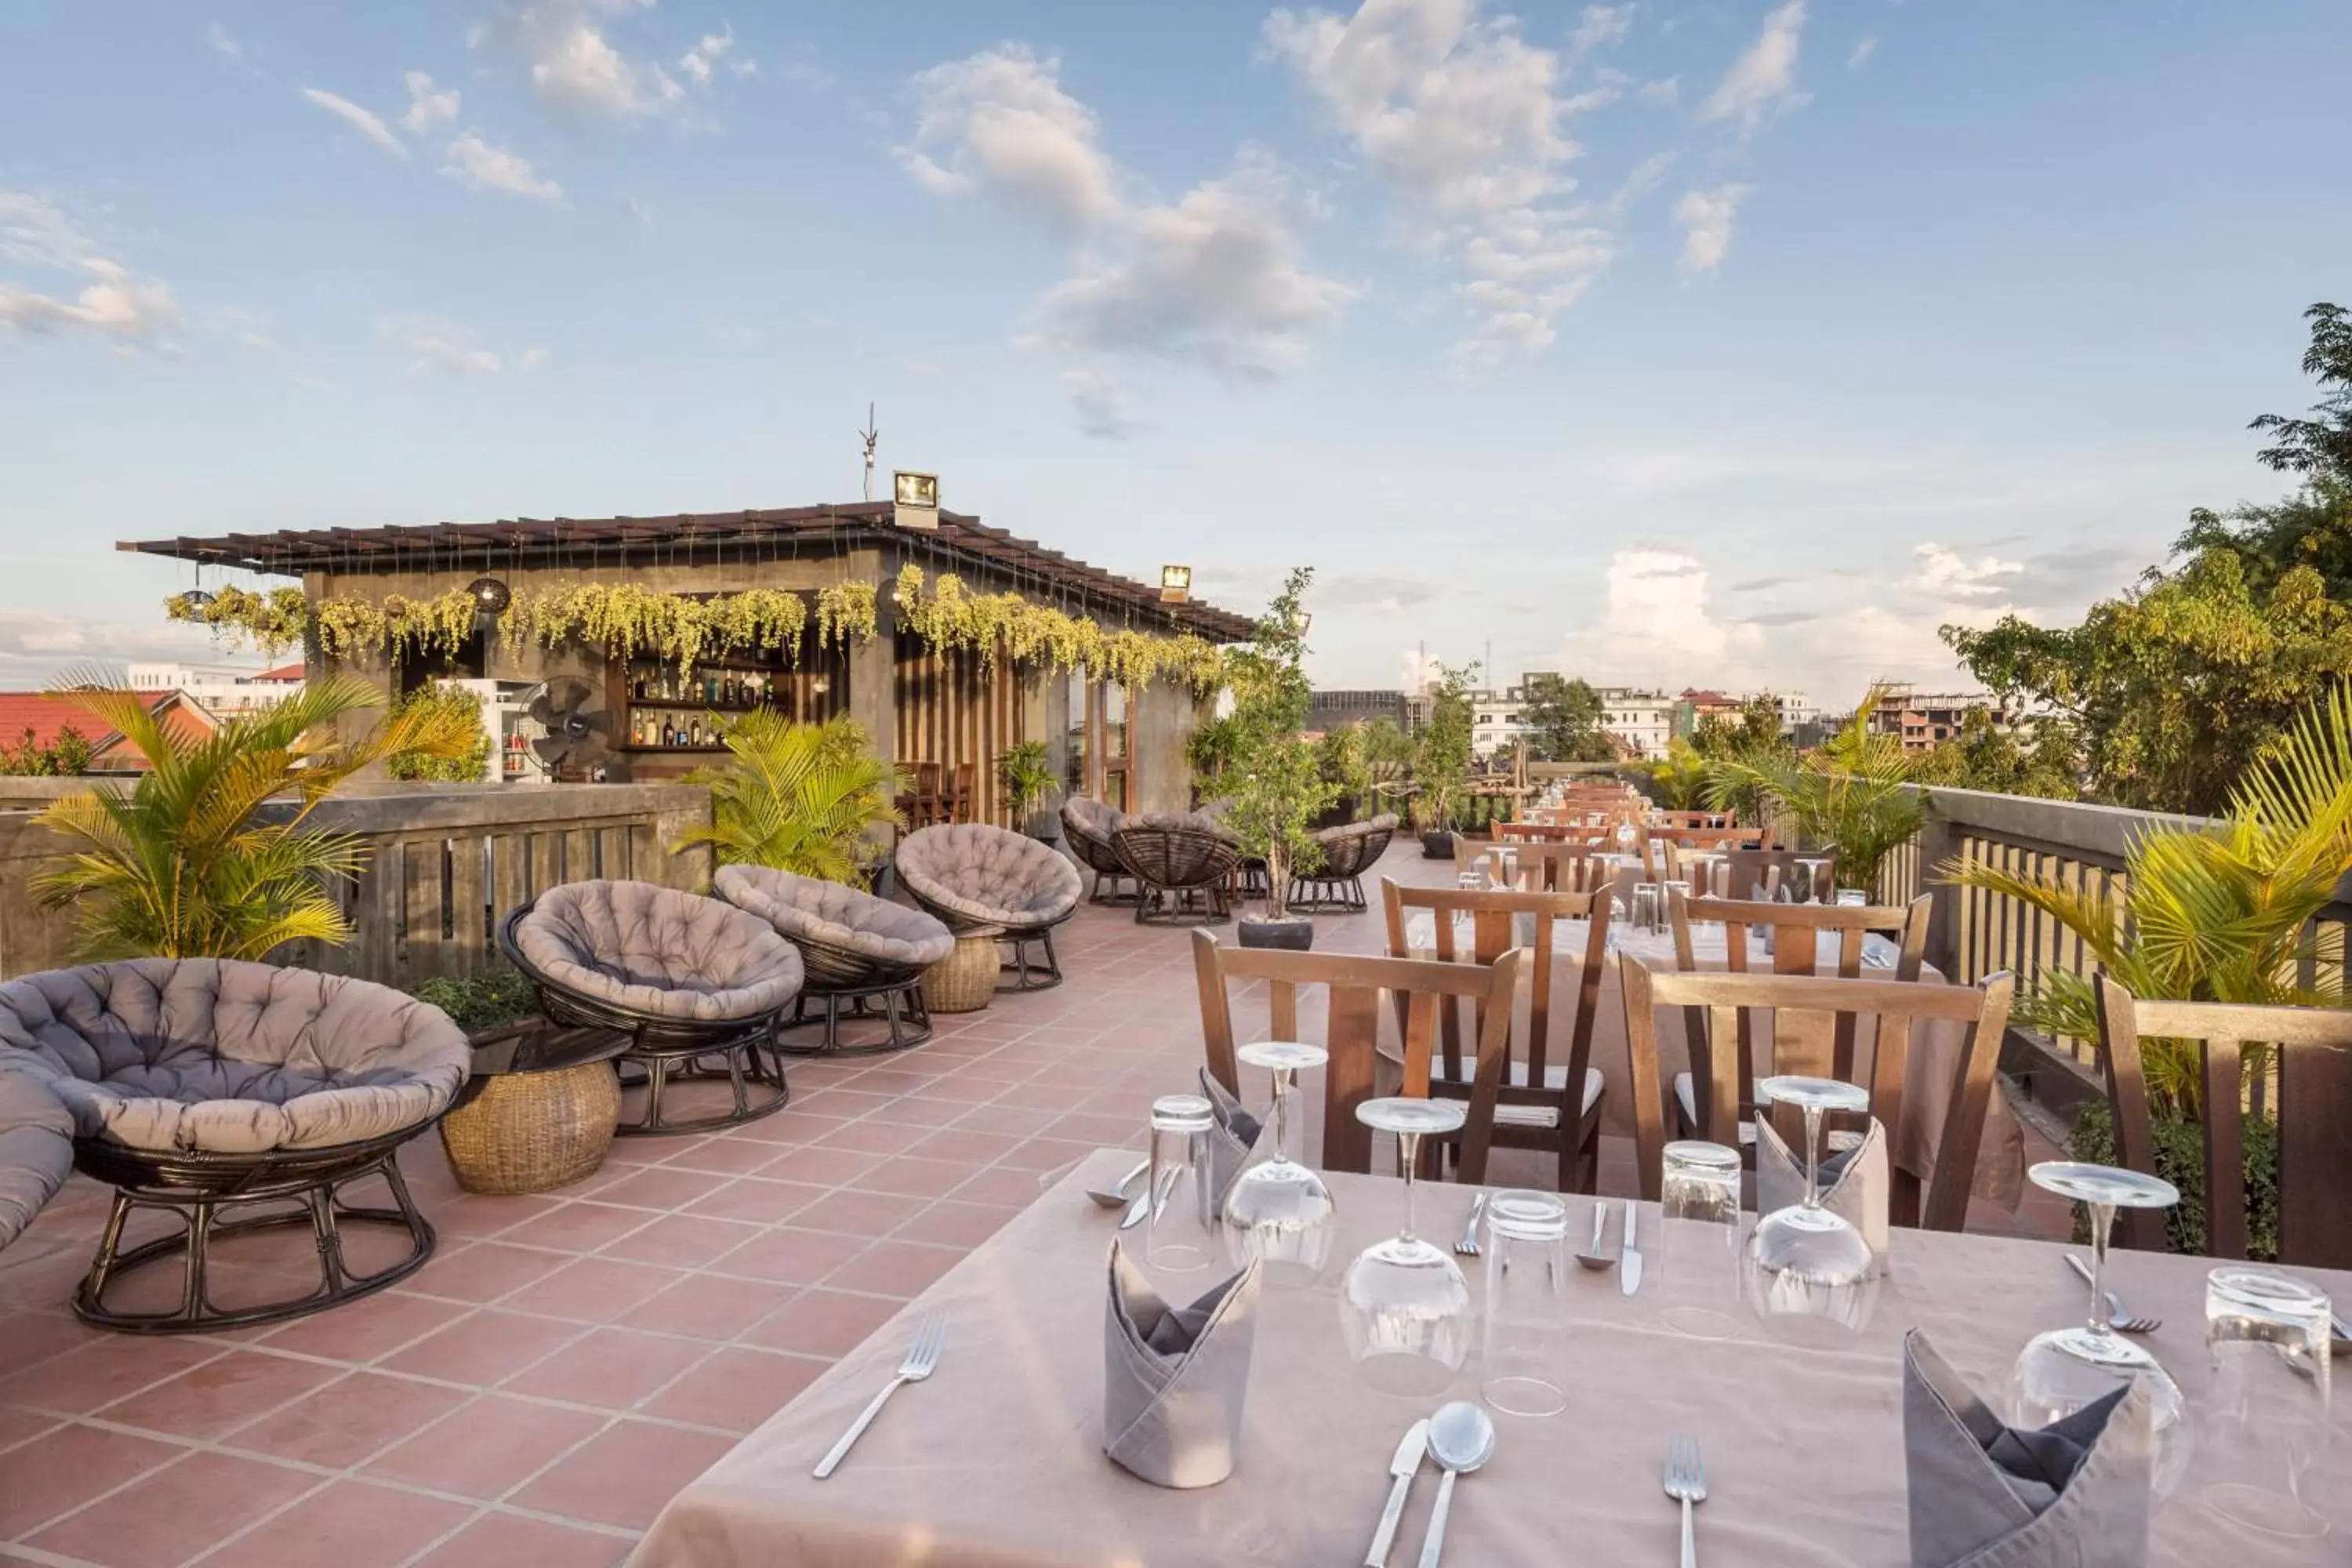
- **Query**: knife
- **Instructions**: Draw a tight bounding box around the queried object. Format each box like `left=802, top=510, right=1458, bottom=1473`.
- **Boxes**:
left=1121, top=1167, right=1176, bottom=1230
left=1364, top=1418, right=1429, bottom=1567
left=1619, top=1199, right=1643, bottom=1297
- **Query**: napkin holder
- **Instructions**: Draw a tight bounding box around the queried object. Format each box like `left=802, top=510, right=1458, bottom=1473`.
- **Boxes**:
left=1755, top=1112, right=1889, bottom=1274
left=1196, top=1068, right=1265, bottom=1204
left=1104, top=1240, right=1261, bottom=1489
left=1902, top=1330, right=2151, bottom=1568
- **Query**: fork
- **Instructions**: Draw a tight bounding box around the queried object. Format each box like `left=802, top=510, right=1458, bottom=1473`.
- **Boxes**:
left=813, top=1310, right=946, bottom=1479
left=2065, top=1254, right=2161, bottom=1334
left=1457, top=1192, right=1487, bottom=1257
left=1662, top=1435, right=1707, bottom=1568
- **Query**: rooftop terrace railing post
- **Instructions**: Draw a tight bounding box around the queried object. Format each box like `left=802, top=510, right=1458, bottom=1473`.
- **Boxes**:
left=1914, top=792, right=1962, bottom=978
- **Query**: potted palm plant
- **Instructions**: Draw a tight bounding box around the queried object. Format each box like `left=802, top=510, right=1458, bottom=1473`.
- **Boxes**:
left=673, top=711, right=907, bottom=885
left=996, top=739, right=1059, bottom=841
left=1412, top=660, right=1477, bottom=858
left=1708, top=688, right=1922, bottom=896
left=1220, top=568, right=1339, bottom=949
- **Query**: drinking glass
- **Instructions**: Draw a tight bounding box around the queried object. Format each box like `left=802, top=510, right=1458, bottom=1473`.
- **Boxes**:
left=1661, top=880, right=1691, bottom=927
left=2009, top=1162, right=2188, bottom=1495
left=1660, top=1140, right=1744, bottom=1341
left=1220, top=1042, right=1336, bottom=1287
left=1686, top=852, right=1726, bottom=899
left=1480, top=1189, right=1569, bottom=1416
left=1631, top=882, right=1662, bottom=935
left=1744, top=1076, right=1880, bottom=1341
left=2200, top=1267, right=2332, bottom=1537
left=1340, top=1097, right=1472, bottom=1396
left=1614, top=821, right=1639, bottom=856
left=1496, top=847, right=1520, bottom=891
left=1145, top=1094, right=1216, bottom=1274
left=1835, top=888, right=1867, bottom=907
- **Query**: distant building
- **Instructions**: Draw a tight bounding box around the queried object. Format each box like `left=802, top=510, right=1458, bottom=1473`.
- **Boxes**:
left=128, top=659, right=303, bottom=715
left=1596, top=688, right=1677, bottom=759
left=1868, top=683, right=2011, bottom=751
left=1308, top=688, right=1407, bottom=735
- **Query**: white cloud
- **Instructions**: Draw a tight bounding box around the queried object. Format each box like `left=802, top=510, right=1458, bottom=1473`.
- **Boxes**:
left=1905, top=543, right=2023, bottom=601
left=1262, top=0, right=1628, bottom=364
left=207, top=22, right=241, bottom=62
left=0, top=608, right=226, bottom=686
left=1638, top=75, right=1679, bottom=107
left=898, top=46, right=1119, bottom=237
left=622, top=195, right=654, bottom=229
left=1566, top=4, right=1634, bottom=57
left=1699, top=0, right=1809, bottom=134
left=217, top=305, right=270, bottom=348
left=518, top=347, right=549, bottom=370
left=0, top=191, right=180, bottom=346
left=1062, top=368, right=1136, bottom=439
left=299, top=87, right=408, bottom=158
left=439, top=132, right=565, bottom=203
left=401, top=71, right=461, bottom=132
left=1671, top=183, right=1752, bottom=273
left=1555, top=547, right=1761, bottom=686
left=383, top=315, right=505, bottom=375
left=1848, top=35, right=1878, bottom=71
left=488, top=0, right=688, bottom=122
left=678, top=25, right=744, bottom=85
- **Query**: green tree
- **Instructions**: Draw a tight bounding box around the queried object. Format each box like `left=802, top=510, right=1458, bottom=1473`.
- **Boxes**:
left=1220, top=568, right=1340, bottom=918
left=1688, top=695, right=1784, bottom=760
left=0, top=723, right=93, bottom=776
left=1910, top=710, right=2082, bottom=800
left=384, top=683, right=492, bottom=782
left=1410, top=660, right=1479, bottom=832
left=1520, top=674, right=1617, bottom=763
left=1647, top=736, right=1710, bottom=808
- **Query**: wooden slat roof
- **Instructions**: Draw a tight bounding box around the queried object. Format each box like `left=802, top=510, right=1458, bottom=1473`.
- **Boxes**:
left=118, top=501, right=1253, bottom=642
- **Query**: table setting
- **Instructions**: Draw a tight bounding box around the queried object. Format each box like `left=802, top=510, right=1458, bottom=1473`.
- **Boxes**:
left=629, top=1081, right=2348, bottom=1568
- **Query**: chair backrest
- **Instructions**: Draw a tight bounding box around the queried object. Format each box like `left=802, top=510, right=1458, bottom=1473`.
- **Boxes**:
left=1379, top=877, right=1610, bottom=1100
left=1475, top=839, right=1609, bottom=894
left=914, top=760, right=944, bottom=794
left=1621, top=959, right=2016, bottom=1231
left=1494, top=820, right=1583, bottom=844
left=1192, top=928, right=1523, bottom=1181
left=1653, top=808, right=1736, bottom=829
left=2093, top=976, right=2352, bottom=1268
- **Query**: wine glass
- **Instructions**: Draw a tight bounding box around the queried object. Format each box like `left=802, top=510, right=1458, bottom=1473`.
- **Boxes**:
left=2009, top=1162, right=2189, bottom=1495
left=1744, top=1076, right=1880, bottom=1341
left=2201, top=1266, right=2332, bottom=1538
left=1221, top=1041, right=1337, bottom=1287
left=1793, top=857, right=1831, bottom=903
left=1339, top=1097, right=1472, bottom=1396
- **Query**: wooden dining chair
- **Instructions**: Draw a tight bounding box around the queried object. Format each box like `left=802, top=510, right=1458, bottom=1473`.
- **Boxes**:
left=1379, top=878, right=1612, bottom=1191
left=2092, top=975, right=2352, bottom=1268
left=1622, top=960, right=2016, bottom=1230
left=1191, top=928, right=1523, bottom=1182
left=908, top=761, right=946, bottom=826
left=1664, top=891, right=1933, bottom=1144
left=1653, top=809, right=1737, bottom=830
left=1494, top=820, right=1582, bottom=844
left=1483, top=840, right=1610, bottom=894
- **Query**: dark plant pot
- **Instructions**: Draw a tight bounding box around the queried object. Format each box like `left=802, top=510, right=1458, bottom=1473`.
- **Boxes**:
left=1420, top=830, right=1456, bottom=859
left=1022, top=810, right=1060, bottom=844
left=1238, top=916, right=1315, bottom=951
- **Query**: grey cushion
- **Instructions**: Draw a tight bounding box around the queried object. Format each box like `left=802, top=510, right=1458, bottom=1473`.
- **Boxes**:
left=0, top=1062, right=72, bottom=1250
left=1131, top=811, right=1243, bottom=840
left=1315, top=812, right=1400, bottom=844
left=513, top=880, right=804, bottom=1022
left=0, top=960, right=471, bottom=1160
left=715, top=866, right=955, bottom=968
left=1062, top=796, right=1131, bottom=844
left=895, top=824, right=1083, bottom=931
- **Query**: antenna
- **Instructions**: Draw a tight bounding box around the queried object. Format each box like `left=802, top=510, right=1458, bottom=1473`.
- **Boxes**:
left=858, top=404, right=880, bottom=502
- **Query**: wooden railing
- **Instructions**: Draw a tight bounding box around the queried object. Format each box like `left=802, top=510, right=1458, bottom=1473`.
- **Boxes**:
left=0, top=783, right=713, bottom=989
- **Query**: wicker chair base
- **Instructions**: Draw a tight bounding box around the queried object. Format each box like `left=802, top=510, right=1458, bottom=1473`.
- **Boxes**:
left=69, top=1131, right=436, bottom=1335
left=1088, top=869, right=1142, bottom=906
left=999, top=926, right=1063, bottom=989
left=922, top=934, right=1000, bottom=1013
left=1287, top=873, right=1369, bottom=913
left=1237, top=860, right=1270, bottom=899
left=782, top=978, right=934, bottom=1055
left=440, top=1060, right=622, bottom=1194
left=613, top=1029, right=790, bottom=1136
left=1136, top=881, right=1233, bottom=926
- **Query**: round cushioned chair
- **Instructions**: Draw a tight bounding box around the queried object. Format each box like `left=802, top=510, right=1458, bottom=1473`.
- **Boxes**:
left=500, top=880, right=804, bottom=1135
left=1061, top=797, right=1138, bottom=906
left=1290, top=813, right=1400, bottom=913
left=1113, top=812, right=1243, bottom=927
left=895, top=824, right=1083, bottom=991
left=714, top=866, right=953, bottom=1056
left=0, top=960, right=469, bottom=1334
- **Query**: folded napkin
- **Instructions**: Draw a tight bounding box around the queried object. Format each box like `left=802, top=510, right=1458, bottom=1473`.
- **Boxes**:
left=1104, top=1240, right=1261, bottom=1488
left=1903, top=1330, right=2151, bottom=1567
left=1197, top=1068, right=1265, bottom=1204
left=1755, top=1112, right=1889, bottom=1274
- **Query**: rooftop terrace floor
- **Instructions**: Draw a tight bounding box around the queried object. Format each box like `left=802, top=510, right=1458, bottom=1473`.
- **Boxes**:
left=0, top=847, right=2067, bottom=1567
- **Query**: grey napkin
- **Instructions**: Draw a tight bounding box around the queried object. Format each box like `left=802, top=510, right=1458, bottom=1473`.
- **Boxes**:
left=1197, top=1068, right=1265, bottom=1204
left=1755, top=1114, right=1890, bottom=1274
left=1104, top=1240, right=1261, bottom=1489
left=1903, top=1330, right=2151, bottom=1567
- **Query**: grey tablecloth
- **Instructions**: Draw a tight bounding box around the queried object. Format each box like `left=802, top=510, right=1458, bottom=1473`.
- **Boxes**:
left=630, top=1150, right=2350, bottom=1568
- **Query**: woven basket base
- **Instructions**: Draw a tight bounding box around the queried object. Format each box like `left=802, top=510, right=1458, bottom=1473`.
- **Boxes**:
left=920, top=934, right=999, bottom=1014
left=441, top=1060, right=622, bottom=1195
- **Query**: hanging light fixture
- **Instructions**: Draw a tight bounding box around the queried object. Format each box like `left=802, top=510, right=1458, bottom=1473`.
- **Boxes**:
left=466, top=575, right=512, bottom=614
left=1159, top=564, right=1192, bottom=604
left=182, top=561, right=213, bottom=609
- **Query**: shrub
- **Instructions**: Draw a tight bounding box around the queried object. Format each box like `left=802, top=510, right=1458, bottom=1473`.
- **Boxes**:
left=386, top=684, right=492, bottom=782
left=2067, top=1098, right=2281, bottom=1260
left=411, top=968, right=539, bottom=1033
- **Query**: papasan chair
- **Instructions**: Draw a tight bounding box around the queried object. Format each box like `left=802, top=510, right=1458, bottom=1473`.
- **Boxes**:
left=1061, top=796, right=1139, bottom=906
left=1113, top=811, right=1243, bottom=927
left=895, top=824, right=1083, bottom=991
left=714, top=866, right=953, bottom=1055
left=500, top=880, right=804, bottom=1136
left=1290, top=813, right=1401, bottom=913
left=0, top=959, right=469, bottom=1334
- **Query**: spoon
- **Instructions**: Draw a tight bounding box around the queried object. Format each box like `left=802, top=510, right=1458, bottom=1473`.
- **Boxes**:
left=1086, top=1157, right=1149, bottom=1209
left=1414, top=1401, right=1496, bottom=1568
left=1574, top=1200, right=1613, bottom=1271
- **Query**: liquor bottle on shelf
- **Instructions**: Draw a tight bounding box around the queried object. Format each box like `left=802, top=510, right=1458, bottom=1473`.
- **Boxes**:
left=762, top=671, right=775, bottom=703
left=684, top=719, right=699, bottom=746
left=660, top=716, right=674, bottom=746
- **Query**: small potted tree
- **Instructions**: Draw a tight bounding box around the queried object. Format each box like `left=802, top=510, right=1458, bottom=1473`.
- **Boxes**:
left=1413, top=660, right=1477, bottom=858
left=996, top=740, right=1059, bottom=841
left=1219, top=568, right=1340, bottom=949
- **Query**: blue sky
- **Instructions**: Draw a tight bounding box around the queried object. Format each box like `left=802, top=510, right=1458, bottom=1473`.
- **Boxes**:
left=2, top=0, right=2347, bottom=702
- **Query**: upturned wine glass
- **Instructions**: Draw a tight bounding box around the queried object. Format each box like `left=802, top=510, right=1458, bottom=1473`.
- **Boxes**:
left=1339, top=1097, right=1472, bottom=1396
left=1220, top=1041, right=1336, bottom=1287
left=2009, top=1161, right=2189, bottom=1495
left=1744, top=1076, right=1879, bottom=1341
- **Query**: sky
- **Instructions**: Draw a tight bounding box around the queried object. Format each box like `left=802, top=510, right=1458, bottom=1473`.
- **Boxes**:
left=2, top=0, right=2348, bottom=704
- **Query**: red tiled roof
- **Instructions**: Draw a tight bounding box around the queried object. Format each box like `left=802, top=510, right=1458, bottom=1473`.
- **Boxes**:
left=0, top=693, right=129, bottom=752
left=260, top=662, right=306, bottom=681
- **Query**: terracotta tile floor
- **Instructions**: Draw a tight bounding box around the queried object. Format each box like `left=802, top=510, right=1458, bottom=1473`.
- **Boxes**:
left=0, top=848, right=2070, bottom=1566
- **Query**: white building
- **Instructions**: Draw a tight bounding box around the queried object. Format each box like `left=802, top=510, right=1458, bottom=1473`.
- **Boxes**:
left=127, top=659, right=304, bottom=715
left=1773, top=691, right=1817, bottom=734
left=1597, top=688, right=1677, bottom=759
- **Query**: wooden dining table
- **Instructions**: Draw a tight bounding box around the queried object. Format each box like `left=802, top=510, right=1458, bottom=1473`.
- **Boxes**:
left=628, top=1149, right=2350, bottom=1567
